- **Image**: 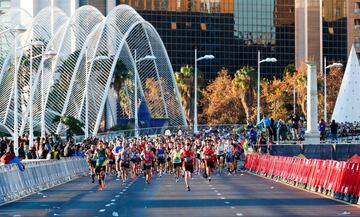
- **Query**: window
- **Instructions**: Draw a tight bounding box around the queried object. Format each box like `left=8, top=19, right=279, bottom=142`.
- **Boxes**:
left=355, top=2, right=360, bottom=13
left=355, top=37, right=360, bottom=48
left=355, top=19, right=360, bottom=30
left=171, top=22, right=177, bottom=30
left=200, top=23, right=207, bottom=31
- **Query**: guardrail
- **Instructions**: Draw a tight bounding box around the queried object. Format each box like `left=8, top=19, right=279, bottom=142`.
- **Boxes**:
left=244, top=154, right=360, bottom=205
left=0, top=157, right=88, bottom=205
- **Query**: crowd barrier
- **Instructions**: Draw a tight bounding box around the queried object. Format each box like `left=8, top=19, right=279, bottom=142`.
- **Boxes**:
left=244, top=154, right=360, bottom=205
left=0, top=157, right=88, bottom=204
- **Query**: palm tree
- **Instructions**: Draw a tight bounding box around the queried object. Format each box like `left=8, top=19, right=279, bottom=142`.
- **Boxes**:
left=175, top=65, right=195, bottom=125
left=233, top=66, right=257, bottom=124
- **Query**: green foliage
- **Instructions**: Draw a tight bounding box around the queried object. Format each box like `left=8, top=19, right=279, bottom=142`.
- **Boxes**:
left=53, top=115, right=84, bottom=135
left=233, top=66, right=257, bottom=90
left=108, top=124, right=133, bottom=132
left=283, top=64, right=296, bottom=75
left=112, top=58, right=130, bottom=92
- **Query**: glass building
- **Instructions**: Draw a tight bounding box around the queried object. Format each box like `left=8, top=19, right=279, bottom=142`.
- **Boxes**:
left=114, top=0, right=295, bottom=82
left=323, top=0, right=347, bottom=65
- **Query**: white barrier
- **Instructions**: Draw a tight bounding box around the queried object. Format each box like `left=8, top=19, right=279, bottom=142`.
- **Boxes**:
left=0, top=157, right=88, bottom=204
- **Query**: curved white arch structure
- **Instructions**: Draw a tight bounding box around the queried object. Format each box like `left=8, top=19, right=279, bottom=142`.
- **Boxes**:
left=0, top=5, right=186, bottom=137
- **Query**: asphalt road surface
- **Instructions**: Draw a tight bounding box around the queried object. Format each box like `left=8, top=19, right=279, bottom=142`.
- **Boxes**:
left=1, top=171, right=359, bottom=217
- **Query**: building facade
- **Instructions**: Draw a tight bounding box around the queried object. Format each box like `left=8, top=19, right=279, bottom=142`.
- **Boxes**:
left=102, top=0, right=296, bottom=82
left=296, top=0, right=348, bottom=72
left=348, top=0, right=360, bottom=56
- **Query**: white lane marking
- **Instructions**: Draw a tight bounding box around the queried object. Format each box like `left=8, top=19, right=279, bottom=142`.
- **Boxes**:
left=225, top=201, right=230, bottom=204
left=220, top=197, right=226, bottom=200
left=115, top=195, right=120, bottom=198
left=119, top=192, right=124, bottom=194
left=13, top=215, right=22, bottom=217
left=40, top=204, right=49, bottom=207
left=236, top=213, right=243, bottom=216
left=37, top=192, right=43, bottom=195
left=270, top=186, right=274, bottom=189
left=230, top=206, right=236, bottom=209
left=53, top=214, right=60, bottom=216
left=211, top=187, right=216, bottom=190
left=42, top=195, right=47, bottom=198
left=122, top=189, right=126, bottom=192
left=105, top=204, right=111, bottom=207
left=214, top=190, right=218, bottom=193
left=111, top=199, right=116, bottom=202
left=110, top=202, right=116, bottom=205
left=99, top=209, right=106, bottom=212
left=217, top=193, right=221, bottom=196
left=208, top=185, right=213, bottom=187
left=112, top=211, right=119, bottom=216
left=339, top=211, right=351, bottom=215
left=53, top=206, right=61, bottom=209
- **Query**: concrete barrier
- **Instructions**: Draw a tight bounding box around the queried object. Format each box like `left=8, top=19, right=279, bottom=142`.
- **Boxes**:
left=0, top=157, right=88, bottom=205
left=270, top=144, right=360, bottom=160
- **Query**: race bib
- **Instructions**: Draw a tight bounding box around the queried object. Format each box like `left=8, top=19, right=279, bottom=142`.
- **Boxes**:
left=174, top=157, right=181, bottom=163
left=158, top=154, right=165, bottom=158
left=206, top=155, right=212, bottom=159
left=185, top=156, right=192, bottom=162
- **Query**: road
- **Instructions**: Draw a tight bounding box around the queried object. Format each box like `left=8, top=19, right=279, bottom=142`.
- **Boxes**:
left=1, top=171, right=359, bottom=217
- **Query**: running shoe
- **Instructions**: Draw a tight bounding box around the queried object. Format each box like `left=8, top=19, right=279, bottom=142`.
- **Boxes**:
left=187, top=186, right=191, bottom=191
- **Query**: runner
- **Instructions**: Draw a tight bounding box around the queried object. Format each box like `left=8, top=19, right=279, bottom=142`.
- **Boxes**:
left=194, top=139, right=202, bottom=175
left=182, top=143, right=194, bottom=191
left=171, top=143, right=182, bottom=182
left=202, top=140, right=215, bottom=182
left=225, top=139, right=235, bottom=175
left=156, top=142, right=166, bottom=177
left=129, top=142, right=138, bottom=179
left=119, top=143, right=132, bottom=184
left=95, top=141, right=108, bottom=191
left=166, top=141, right=174, bottom=174
left=85, top=144, right=97, bottom=183
left=112, top=140, right=122, bottom=178
left=140, top=143, right=154, bottom=184
left=215, top=139, right=225, bottom=175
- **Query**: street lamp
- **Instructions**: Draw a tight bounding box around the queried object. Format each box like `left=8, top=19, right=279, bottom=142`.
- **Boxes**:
left=194, top=49, right=214, bottom=134
left=39, top=47, right=58, bottom=139
left=13, top=24, right=27, bottom=156
left=323, top=56, right=343, bottom=123
left=84, top=49, right=110, bottom=138
left=20, top=40, right=45, bottom=148
left=257, top=50, right=277, bottom=124
left=134, top=50, right=156, bottom=137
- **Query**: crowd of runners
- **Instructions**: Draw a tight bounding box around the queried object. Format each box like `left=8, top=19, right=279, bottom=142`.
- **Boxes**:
left=85, top=131, right=246, bottom=192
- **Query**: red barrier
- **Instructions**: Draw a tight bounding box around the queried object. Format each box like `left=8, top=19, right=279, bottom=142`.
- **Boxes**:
left=244, top=154, right=360, bottom=204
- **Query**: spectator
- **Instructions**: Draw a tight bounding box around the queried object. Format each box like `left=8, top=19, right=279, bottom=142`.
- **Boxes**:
left=319, top=119, right=326, bottom=141
left=330, top=120, right=338, bottom=142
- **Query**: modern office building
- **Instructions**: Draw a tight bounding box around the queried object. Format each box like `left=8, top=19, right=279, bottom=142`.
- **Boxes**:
left=91, top=0, right=296, bottom=81
left=296, top=0, right=347, bottom=71
left=348, top=0, right=360, bottom=56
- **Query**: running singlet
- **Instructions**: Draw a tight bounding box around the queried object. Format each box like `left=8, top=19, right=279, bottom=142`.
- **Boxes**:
left=142, top=151, right=153, bottom=166
left=203, top=148, right=214, bottom=162
left=215, top=144, right=224, bottom=155
left=121, top=149, right=131, bottom=164
left=182, top=150, right=193, bottom=165
left=96, top=149, right=106, bottom=167
left=225, top=145, right=233, bottom=157
left=157, top=148, right=165, bottom=159
left=131, top=148, right=137, bottom=160
left=172, top=150, right=182, bottom=164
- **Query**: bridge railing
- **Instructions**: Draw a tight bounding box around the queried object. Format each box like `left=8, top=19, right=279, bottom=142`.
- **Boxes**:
left=0, top=157, right=88, bottom=205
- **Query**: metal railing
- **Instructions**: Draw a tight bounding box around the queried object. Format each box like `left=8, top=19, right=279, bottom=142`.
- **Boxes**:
left=0, top=157, right=88, bottom=204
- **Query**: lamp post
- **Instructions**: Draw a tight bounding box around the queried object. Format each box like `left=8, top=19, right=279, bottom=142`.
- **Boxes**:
left=13, top=24, right=27, bottom=156
left=257, top=50, right=277, bottom=124
left=133, top=49, right=156, bottom=137
left=194, top=49, right=214, bottom=134
left=84, top=48, right=110, bottom=138
left=40, top=47, right=57, bottom=139
left=26, top=40, right=45, bottom=148
left=323, top=56, right=343, bottom=123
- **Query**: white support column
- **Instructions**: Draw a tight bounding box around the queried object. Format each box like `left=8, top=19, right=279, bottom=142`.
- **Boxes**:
left=304, top=62, right=320, bottom=144
left=14, top=32, right=19, bottom=156
left=40, top=46, right=45, bottom=138
left=29, top=43, right=34, bottom=148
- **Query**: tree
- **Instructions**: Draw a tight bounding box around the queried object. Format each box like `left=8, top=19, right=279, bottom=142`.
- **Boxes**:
left=201, top=68, right=244, bottom=124
left=326, top=67, right=344, bottom=120
left=233, top=66, right=257, bottom=124
left=53, top=115, right=84, bottom=135
left=283, top=64, right=296, bottom=75
left=144, top=77, right=166, bottom=118
left=175, top=65, right=204, bottom=125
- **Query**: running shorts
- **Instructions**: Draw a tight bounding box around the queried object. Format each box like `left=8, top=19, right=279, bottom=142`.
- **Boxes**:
left=184, top=165, right=194, bottom=173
